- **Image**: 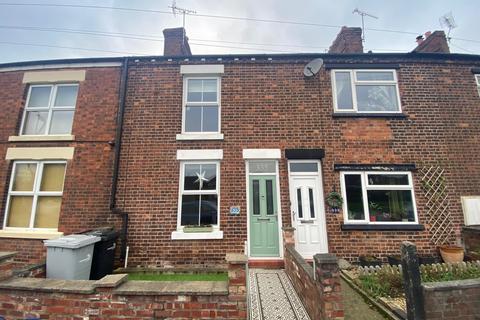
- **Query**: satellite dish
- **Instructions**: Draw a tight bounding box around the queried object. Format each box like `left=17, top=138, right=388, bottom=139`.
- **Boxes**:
left=303, top=58, right=324, bottom=77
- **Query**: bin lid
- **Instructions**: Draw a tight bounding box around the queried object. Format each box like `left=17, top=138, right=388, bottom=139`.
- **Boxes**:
left=44, top=234, right=100, bottom=249
left=84, top=229, right=119, bottom=241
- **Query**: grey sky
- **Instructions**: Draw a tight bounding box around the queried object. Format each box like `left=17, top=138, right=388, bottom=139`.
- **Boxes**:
left=0, top=0, right=479, bottom=63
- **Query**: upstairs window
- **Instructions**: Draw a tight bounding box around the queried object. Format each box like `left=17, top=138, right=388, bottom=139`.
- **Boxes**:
left=476, top=75, right=480, bottom=97
left=340, top=171, right=417, bottom=224
left=21, top=84, right=78, bottom=135
left=183, top=77, right=220, bottom=133
left=4, top=161, right=66, bottom=230
left=332, top=70, right=401, bottom=113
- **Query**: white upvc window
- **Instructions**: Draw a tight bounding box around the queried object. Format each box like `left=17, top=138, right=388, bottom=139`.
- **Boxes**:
left=182, top=77, right=221, bottom=134
left=332, top=70, right=401, bottom=113
left=475, top=74, right=480, bottom=97
left=21, top=84, right=78, bottom=135
left=340, top=171, right=418, bottom=224
left=3, top=161, right=67, bottom=231
left=177, top=161, right=220, bottom=229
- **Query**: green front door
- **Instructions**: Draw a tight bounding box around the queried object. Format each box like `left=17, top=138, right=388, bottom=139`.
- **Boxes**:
left=249, top=175, right=280, bottom=257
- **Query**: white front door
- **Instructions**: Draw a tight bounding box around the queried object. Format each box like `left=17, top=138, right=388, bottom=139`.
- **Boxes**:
left=288, top=161, right=328, bottom=258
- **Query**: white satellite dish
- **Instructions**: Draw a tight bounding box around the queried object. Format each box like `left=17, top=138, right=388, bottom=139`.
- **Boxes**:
left=303, top=58, right=324, bottom=77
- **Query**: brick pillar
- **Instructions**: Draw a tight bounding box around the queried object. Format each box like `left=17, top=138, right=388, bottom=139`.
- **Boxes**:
left=282, top=226, right=296, bottom=246
left=226, top=253, right=248, bottom=319
left=0, top=252, right=16, bottom=281
left=314, top=253, right=344, bottom=320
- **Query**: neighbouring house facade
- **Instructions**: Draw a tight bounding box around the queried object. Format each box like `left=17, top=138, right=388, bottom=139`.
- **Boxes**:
left=0, top=27, right=479, bottom=268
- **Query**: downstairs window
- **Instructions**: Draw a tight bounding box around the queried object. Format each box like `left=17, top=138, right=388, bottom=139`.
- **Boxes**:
left=340, top=171, right=418, bottom=224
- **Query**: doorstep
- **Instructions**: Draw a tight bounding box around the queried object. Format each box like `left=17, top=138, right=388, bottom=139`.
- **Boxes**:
left=248, top=259, right=284, bottom=269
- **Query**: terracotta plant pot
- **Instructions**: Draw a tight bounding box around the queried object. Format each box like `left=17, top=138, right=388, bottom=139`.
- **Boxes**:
left=439, top=245, right=464, bottom=263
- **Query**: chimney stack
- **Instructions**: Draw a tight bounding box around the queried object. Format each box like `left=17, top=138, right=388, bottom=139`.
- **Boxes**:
left=328, top=26, right=363, bottom=54
left=163, top=27, right=192, bottom=56
left=412, top=30, right=450, bottom=53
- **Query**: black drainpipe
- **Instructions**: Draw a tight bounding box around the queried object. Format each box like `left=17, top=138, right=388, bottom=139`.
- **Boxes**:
left=110, top=57, right=129, bottom=260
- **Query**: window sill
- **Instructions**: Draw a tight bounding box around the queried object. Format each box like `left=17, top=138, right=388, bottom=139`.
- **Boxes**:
left=332, top=113, right=407, bottom=119
left=176, top=133, right=224, bottom=141
left=341, top=224, right=424, bottom=231
left=171, top=230, right=223, bottom=240
left=9, top=135, right=75, bottom=142
left=0, top=230, right=63, bottom=239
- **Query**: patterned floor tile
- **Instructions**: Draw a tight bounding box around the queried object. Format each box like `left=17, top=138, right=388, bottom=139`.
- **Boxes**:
left=248, top=269, right=310, bottom=320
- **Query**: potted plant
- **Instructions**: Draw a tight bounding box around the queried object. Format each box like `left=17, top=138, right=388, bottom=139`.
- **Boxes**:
left=369, top=202, right=382, bottom=222
left=183, top=225, right=213, bottom=233
left=359, top=255, right=382, bottom=267
left=438, top=244, right=464, bottom=263
left=326, top=191, right=343, bottom=213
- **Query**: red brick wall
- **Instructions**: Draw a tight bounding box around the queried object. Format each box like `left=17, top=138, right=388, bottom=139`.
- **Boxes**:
left=0, top=67, right=123, bottom=264
left=423, top=279, right=480, bottom=319
left=117, top=57, right=480, bottom=266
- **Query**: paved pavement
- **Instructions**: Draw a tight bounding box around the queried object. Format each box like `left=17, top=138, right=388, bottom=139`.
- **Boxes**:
left=248, top=269, right=310, bottom=320
left=341, top=278, right=388, bottom=320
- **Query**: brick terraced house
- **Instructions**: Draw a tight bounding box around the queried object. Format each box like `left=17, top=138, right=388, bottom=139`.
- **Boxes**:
left=0, top=27, right=479, bottom=268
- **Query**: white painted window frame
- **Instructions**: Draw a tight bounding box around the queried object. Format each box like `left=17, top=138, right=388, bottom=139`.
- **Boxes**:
left=475, top=74, right=480, bottom=97
left=182, top=76, right=221, bottom=135
left=340, top=171, right=418, bottom=224
left=331, top=69, right=402, bottom=113
left=173, top=160, right=222, bottom=239
left=3, top=160, right=67, bottom=232
left=20, top=83, right=78, bottom=136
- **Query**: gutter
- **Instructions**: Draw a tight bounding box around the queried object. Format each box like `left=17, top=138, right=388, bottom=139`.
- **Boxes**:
left=110, top=57, right=129, bottom=260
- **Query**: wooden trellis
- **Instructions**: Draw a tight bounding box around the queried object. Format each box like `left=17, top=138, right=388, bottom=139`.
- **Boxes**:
left=419, top=166, right=455, bottom=245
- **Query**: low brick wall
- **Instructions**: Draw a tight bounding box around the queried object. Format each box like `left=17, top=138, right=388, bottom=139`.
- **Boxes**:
left=284, top=245, right=344, bottom=320
left=0, top=252, right=247, bottom=319
left=423, top=278, right=480, bottom=320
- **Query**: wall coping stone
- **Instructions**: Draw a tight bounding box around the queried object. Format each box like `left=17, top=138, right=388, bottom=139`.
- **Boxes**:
left=0, top=277, right=95, bottom=294
left=314, top=253, right=338, bottom=264
left=422, top=278, right=480, bottom=292
left=225, top=253, right=248, bottom=265
left=94, top=274, right=128, bottom=288
left=113, top=280, right=228, bottom=296
left=0, top=252, right=16, bottom=263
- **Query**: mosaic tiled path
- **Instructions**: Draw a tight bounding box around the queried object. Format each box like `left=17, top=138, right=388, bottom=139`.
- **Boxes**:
left=248, top=269, right=310, bottom=320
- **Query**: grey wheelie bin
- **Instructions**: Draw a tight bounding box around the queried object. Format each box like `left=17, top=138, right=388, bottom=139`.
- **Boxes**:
left=44, top=234, right=100, bottom=280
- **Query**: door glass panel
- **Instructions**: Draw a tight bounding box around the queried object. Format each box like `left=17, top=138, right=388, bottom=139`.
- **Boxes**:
left=296, top=188, right=303, bottom=219
left=12, top=163, right=37, bottom=191
left=309, top=188, right=315, bottom=218
left=252, top=180, right=260, bottom=215
left=249, top=161, right=276, bottom=173
left=290, top=162, right=318, bottom=172
left=266, top=180, right=274, bottom=215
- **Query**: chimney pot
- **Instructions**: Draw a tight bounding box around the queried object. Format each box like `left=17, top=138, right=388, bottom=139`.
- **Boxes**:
left=425, top=31, right=432, bottom=38
left=416, top=35, right=424, bottom=45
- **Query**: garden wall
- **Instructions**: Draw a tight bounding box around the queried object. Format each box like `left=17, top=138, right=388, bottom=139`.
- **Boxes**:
left=284, top=244, right=344, bottom=320
left=0, top=252, right=247, bottom=319
left=423, top=278, right=480, bottom=320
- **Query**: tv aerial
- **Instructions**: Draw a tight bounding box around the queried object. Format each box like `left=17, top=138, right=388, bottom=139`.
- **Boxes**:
left=303, top=58, right=324, bottom=78
left=439, top=12, right=457, bottom=42
left=352, top=8, right=378, bottom=43
left=169, top=0, right=196, bottom=30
